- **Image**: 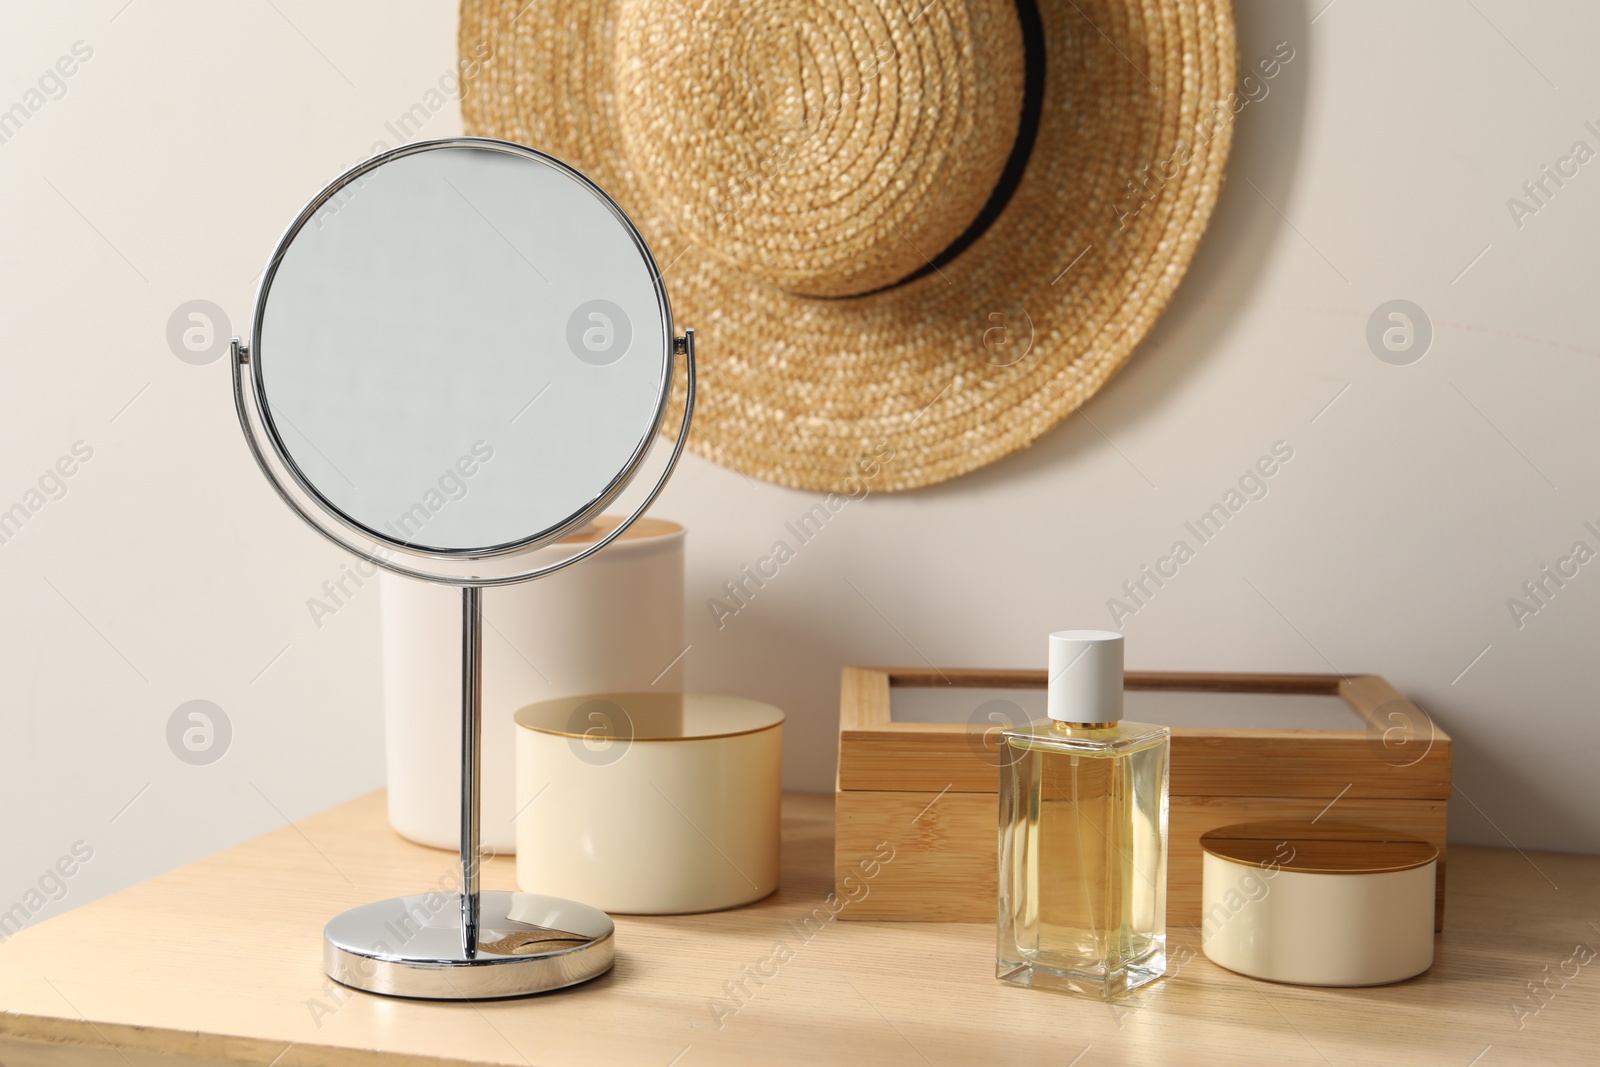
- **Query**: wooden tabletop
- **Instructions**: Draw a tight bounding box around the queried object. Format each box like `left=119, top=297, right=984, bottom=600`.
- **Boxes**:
left=0, top=792, right=1594, bottom=1066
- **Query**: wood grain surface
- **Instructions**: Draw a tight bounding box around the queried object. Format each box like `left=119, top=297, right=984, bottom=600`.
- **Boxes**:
left=0, top=792, right=1592, bottom=1066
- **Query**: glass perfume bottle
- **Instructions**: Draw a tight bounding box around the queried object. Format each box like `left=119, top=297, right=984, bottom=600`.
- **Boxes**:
left=997, top=630, right=1169, bottom=999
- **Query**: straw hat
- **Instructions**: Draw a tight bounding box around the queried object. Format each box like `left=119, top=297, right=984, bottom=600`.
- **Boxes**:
left=459, top=0, right=1236, bottom=492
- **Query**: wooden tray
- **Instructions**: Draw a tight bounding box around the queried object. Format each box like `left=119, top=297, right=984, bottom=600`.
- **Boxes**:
left=835, top=667, right=1450, bottom=929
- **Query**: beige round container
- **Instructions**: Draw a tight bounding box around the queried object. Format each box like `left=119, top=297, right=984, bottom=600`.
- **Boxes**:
left=514, top=692, right=783, bottom=914
left=1200, top=821, right=1438, bottom=987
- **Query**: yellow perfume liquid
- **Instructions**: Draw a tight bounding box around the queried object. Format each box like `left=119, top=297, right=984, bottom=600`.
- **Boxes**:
left=996, top=631, right=1168, bottom=999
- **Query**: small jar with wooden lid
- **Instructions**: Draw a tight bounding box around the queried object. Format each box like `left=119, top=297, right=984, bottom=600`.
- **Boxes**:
left=1199, top=821, right=1438, bottom=986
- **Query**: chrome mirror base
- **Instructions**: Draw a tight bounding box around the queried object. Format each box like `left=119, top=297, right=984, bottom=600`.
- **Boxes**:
left=324, top=890, right=615, bottom=1000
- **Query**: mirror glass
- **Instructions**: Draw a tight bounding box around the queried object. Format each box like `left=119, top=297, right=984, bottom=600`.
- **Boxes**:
left=253, top=142, right=671, bottom=555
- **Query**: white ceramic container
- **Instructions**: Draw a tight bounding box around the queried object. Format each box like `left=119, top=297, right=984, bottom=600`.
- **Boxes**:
left=381, top=517, right=684, bottom=854
left=1199, top=820, right=1437, bottom=986
left=514, top=692, right=783, bottom=914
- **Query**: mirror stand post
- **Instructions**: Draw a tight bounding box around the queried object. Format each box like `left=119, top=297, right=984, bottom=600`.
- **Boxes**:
left=459, top=585, right=483, bottom=959
left=320, top=577, right=616, bottom=999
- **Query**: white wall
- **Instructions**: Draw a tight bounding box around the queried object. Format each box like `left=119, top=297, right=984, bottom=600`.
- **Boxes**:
left=3, top=0, right=1598, bottom=931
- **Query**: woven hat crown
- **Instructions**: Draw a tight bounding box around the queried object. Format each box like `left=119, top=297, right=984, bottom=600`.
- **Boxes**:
left=613, top=0, right=1025, bottom=297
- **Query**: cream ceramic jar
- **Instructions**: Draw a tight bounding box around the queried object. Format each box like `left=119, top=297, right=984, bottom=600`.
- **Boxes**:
left=514, top=692, right=783, bottom=914
left=1200, top=820, right=1438, bottom=986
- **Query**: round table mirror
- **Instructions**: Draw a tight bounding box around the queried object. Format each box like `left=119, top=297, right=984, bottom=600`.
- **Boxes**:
left=231, top=138, right=696, bottom=998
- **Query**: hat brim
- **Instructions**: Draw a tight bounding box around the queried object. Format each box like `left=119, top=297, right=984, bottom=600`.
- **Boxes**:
left=460, top=0, right=1236, bottom=492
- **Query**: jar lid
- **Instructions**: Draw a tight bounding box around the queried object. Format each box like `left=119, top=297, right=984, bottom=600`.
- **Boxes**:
left=556, top=515, right=682, bottom=545
left=515, top=692, right=784, bottom=742
left=1200, top=820, right=1438, bottom=875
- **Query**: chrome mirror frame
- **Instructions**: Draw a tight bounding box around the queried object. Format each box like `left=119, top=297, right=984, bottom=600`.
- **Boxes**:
left=233, top=137, right=695, bottom=588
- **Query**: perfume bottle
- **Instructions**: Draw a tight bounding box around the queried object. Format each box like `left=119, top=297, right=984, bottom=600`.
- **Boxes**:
left=997, top=630, right=1169, bottom=998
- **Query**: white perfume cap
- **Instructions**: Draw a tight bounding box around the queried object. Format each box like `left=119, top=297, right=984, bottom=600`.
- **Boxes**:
left=1047, top=630, right=1124, bottom=724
